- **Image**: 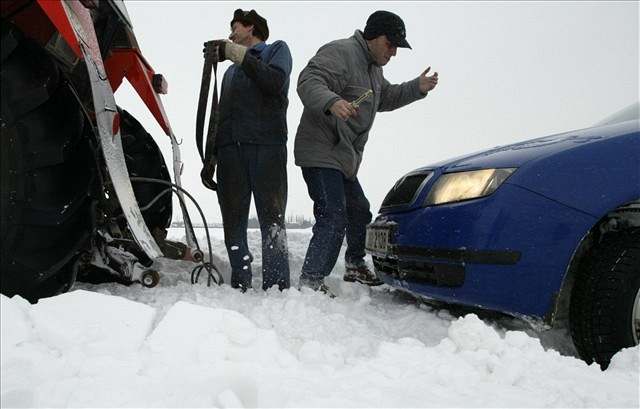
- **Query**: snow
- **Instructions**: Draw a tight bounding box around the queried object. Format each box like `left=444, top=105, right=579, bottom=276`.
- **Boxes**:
left=29, top=290, right=155, bottom=355
left=1, top=228, right=638, bottom=408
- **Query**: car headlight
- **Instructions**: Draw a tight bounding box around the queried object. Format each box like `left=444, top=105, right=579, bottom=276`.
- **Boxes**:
left=424, top=168, right=516, bottom=206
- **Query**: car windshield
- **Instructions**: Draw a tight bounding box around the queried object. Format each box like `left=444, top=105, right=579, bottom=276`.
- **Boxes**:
left=593, top=102, right=640, bottom=126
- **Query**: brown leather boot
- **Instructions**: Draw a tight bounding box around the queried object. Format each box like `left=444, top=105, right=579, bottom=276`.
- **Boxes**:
left=344, top=263, right=383, bottom=286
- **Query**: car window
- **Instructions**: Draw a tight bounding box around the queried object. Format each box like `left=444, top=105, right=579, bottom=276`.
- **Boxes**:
left=594, top=102, right=640, bottom=126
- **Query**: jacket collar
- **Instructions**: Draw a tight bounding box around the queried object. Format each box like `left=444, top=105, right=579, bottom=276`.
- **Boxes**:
left=249, top=41, right=266, bottom=54
left=353, top=30, right=376, bottom=65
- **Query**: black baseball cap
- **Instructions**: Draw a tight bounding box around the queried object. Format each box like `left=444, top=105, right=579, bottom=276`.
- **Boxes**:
left=363, top=10, right=411, bottom=49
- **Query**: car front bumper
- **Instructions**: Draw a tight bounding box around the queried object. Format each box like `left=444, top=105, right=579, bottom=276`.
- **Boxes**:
left=366, top=182, right=597, bottom=319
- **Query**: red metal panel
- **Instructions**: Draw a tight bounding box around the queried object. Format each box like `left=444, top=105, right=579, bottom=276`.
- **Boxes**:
left=29, top=0, right=172, bottom=137
left=36, top=1, right=106, bottom=72
left=104, top=49, right=172, bottom=136
left=104, top=51, right=129, bottom=92
left=35, top=0, right=81, bottom=57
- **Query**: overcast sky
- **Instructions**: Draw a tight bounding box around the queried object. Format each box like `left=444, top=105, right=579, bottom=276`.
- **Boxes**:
left=114, top=1, right=639, bottom=224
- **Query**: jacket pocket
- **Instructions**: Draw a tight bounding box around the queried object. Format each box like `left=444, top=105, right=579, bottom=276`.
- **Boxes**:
left=332, top=122, right=358, bottom=178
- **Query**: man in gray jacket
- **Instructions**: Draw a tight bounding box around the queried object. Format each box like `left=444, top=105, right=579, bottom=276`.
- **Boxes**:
left=294, top=10, right=439, bottom=293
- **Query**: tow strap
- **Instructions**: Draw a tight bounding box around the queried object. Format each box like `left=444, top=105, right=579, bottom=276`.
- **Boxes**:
left=196, top=48, right=219, bottom=191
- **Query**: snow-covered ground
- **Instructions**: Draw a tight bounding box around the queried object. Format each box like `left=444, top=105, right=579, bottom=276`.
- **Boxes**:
left=2, top=228, right=638, bottom=408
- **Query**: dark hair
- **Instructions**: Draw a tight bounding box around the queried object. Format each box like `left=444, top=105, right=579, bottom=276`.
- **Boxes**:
left=230, top=9, right=269, bottom=41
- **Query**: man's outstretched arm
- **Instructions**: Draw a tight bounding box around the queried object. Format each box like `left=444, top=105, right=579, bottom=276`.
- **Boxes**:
left=378, top=66, right=439, bottom=112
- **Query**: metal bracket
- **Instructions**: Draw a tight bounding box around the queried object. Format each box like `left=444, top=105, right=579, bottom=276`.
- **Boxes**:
left=80, top=43, right=162, bottom=259
left=87, top=231, right=160, bottom=287
left=170, top=131, right=199, bottom=251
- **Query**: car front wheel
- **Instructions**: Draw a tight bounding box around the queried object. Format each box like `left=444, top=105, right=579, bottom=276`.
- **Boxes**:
left=570, top=228, right=640, bottom=369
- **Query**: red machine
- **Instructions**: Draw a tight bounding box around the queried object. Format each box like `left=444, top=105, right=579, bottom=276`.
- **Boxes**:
left=1, top=0, right=200, bottom=301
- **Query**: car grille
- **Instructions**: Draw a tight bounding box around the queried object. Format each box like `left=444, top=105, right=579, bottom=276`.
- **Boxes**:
left=373, top=256, right=464, bottom=287
left=381, top=172, right=432, bottom=209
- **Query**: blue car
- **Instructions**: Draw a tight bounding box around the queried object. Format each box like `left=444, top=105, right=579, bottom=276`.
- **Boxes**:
left=366, top=103, right=639, bottom=369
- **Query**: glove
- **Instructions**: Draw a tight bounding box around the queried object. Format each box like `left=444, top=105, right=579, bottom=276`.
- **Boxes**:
left=223, top=41, right=247, bottom=65
left=202, top=40, right=225, bottom=61
left=200, top=158, right=218, bottom=191
left=202, top=40, right=247, bottom=65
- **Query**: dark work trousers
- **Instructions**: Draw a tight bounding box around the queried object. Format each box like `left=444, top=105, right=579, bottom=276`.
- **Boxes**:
left=300, top=167, right=372, bottom=281
left=216, top=143, right=290, bottom=290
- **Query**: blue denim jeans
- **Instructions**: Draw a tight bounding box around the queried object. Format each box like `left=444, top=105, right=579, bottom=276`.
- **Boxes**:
left=216, top=144, right=290, bottom=290
left=300, top=167, right=372, bottom=281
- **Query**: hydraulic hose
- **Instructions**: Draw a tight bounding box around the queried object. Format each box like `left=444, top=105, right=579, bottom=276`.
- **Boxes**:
left=111, top=188, right=174, bottom=220
left=126, top=177, right=223, bottom=286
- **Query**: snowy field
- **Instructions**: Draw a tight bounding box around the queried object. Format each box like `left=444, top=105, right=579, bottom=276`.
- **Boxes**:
left=2, top=228, right=638, bottom=408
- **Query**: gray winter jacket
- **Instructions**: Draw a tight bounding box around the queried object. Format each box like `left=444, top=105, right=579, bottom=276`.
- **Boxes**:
left=294, top=30, right=427, bottom=179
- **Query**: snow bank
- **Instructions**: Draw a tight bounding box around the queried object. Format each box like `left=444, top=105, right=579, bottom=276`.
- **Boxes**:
left=1, top=291, right=155, bottom=407
left=2, top=290, right=638, bottom=408
left=2, top=230, right=638, bottom=407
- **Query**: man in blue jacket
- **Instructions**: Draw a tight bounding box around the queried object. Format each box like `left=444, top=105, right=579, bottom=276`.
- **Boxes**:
left=202, top=9, right=292, bottom=291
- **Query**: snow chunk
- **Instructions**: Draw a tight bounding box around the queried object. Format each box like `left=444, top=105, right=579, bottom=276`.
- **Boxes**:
left=298, top=340, right=345, bottom=367
left=147, top=301, right=294, bottom=367
left=1, top=295, right=33, bottom=358
left=217, top=389, right=244, bottom=408
left=448, top=313, right=502, bottom=352
left=1, top=389, right=35, bottom=409
left=29, top=290, right=155, bottom=355
left=608, top=345, right=640, bottom=373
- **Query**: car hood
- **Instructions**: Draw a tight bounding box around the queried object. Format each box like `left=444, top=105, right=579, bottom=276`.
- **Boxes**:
left=418, top=120, right=638, bottom=172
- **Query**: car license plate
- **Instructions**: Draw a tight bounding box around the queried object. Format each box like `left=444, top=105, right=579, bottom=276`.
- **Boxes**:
left=366, top=227, right=390, bottom=254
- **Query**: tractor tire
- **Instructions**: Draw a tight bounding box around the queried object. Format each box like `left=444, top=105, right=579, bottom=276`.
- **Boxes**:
left=119, top=108, right=172, bottom=233
left=569, top=228, right=640, bottom=369
left=76, top=110, right=174, bottom=285
left=1, top=22, right=95, bottom=302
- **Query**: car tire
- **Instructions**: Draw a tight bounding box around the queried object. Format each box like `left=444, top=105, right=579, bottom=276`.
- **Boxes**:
left=0, top=22, right=95, bottom=302
left=569, top=228, right=640, bottom=369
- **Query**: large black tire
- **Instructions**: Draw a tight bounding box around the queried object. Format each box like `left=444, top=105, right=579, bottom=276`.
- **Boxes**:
left=119, top=108, right=172, bottom=233
left=76, top=110, right=175, bottom=285
left=0, top=22, right=95, bottom=302
left=570, top=229, right=640, bottom=369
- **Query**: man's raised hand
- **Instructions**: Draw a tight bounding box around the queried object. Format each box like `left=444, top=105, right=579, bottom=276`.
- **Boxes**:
left=203, top=39, right=229, bottom=61
left=419, top=66, right=439, bottom=94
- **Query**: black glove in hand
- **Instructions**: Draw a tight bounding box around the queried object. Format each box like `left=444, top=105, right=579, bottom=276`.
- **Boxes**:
left=202, top=41, right=217, bottom=59
left=200, top=159, right=218, bottom=191
left=202, top=40, right=227, bottom=61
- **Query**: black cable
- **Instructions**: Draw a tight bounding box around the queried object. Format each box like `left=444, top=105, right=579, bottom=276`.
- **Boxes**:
left=139, top=188, right=174, bottom=213
left=167, top=186, right=219, bottom=286
left=122, top=177, right=223, bottom=286
left=110, top=187, right=174, bottom=220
